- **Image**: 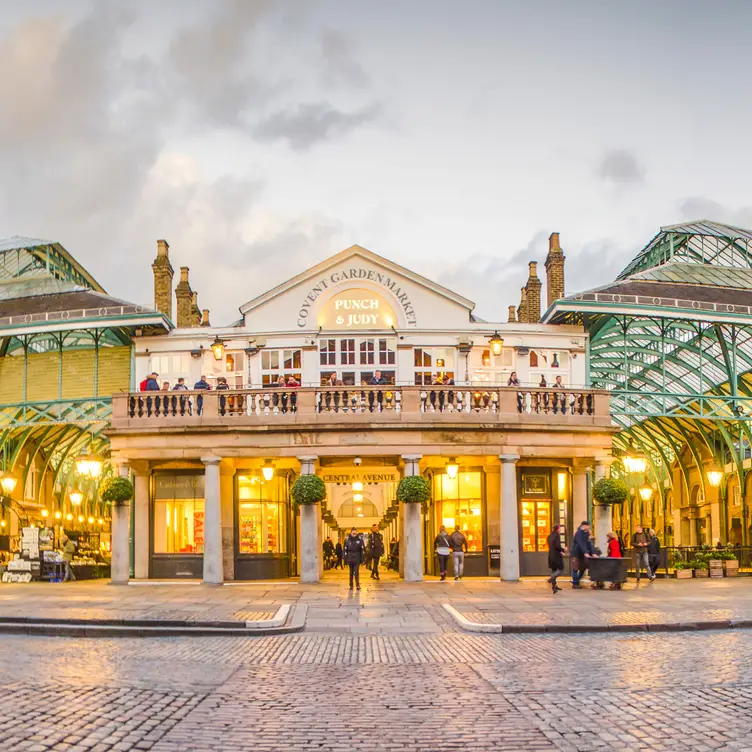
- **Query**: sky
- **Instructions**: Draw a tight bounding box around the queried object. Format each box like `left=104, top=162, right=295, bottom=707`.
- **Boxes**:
left=2, top=0, right=752, bottom=325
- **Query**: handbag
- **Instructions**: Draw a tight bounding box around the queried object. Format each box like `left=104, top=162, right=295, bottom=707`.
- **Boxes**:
left=437, top=546, right=451, bottom=556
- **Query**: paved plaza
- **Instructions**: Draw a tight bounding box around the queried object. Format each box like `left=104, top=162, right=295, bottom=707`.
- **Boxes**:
left=0, top=577, right=751, bottom=750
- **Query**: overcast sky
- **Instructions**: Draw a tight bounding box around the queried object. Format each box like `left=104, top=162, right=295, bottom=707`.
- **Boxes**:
left=2, top=0, right=752, bottom=325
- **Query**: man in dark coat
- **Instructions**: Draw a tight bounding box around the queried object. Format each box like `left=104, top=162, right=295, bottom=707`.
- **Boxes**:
left=322, top=537, right=335, bottom=570
left=571, top=521, right=596, bottom=589
left=647, top=529, right=661, bottom=579
left=334, top=539, right=343, bottom=569
left=343, top=527, right=366, bottom=590
left=368, top=524, right=385, bottom=580
left=547, top=524, right=567, bottom=594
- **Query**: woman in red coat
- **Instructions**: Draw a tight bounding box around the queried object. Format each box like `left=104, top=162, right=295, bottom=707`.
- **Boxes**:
left=606, top=531, right=621, bottom=558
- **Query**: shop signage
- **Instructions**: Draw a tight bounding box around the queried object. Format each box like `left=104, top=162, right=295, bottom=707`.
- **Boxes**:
left=155, top=473, right=204, bottom=499
left=488, top=545, right=501, bottom=569
left=296, top=268, right=417, bottom=328
left=321, top=471, right=400, bottom=484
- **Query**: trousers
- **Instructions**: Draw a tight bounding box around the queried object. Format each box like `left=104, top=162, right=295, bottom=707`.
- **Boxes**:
left=348, top=562, right=360, bottom=587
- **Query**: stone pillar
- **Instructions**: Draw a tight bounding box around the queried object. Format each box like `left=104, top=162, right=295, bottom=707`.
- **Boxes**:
left=298, top=456, right=321, bottom=584
left=152, top=239, right=174, bottom=321
left=499, top=454, right=520, bottom=581
left=133, top=470, right=150, bottom=579
left=572, top=468, right=589, bottom=529
left=545, top=232, right=565, bottom=308
left=202, top=457, right=223, bottom=584
left=220, top=462, right=235, bottom=580
left=593, top=461, right=611, bottom=552
left=401, top=454, right=423, bottom=582
left=111, top=462, right=131, bottom=585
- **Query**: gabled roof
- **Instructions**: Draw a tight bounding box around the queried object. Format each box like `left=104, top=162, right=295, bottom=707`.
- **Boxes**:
left=0, top=236, right=106, bottom=293
left=239, top=244, right=476, bottom=316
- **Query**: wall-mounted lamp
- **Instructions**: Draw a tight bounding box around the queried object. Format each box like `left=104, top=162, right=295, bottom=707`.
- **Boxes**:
left=211, top=337, right=225, bottom=361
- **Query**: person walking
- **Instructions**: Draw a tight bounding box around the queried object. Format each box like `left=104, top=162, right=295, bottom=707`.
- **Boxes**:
left=434, top=525, right=452, bottom=581
left=334, top=539, right=344, bottom=570
left=647, top=529, right=661, bottom=579
left=61, top=535, right=76, bottom=582
left=449, top=525, right=468, bottom=580
left=632, top=525, right=654, bottom=582
left=571, top=521, right=596, bottom=589
left=323, top=536, right=335, bottom=570
left=343, top=527, right=365, bottom=590
left=547, top=524, right=566, bottom=594
left=368, top=524, right=385, bottom=580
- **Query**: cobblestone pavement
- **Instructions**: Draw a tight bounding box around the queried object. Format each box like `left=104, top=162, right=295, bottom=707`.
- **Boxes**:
left=1, top=573, right=752, bottom=633
left=1, top=629, right=751, bottom=751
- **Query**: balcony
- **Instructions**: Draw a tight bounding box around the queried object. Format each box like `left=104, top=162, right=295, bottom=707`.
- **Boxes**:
left=111, top=385, right=613, bottom=432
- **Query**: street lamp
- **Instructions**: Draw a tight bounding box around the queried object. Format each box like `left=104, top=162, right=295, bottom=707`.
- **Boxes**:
left=69, top=488, right=84, bottom=506
left=639, top=482, right=653, bottom=502
left=488, top=331, right=504, bottom=357
left=76, top=451, right=102, bottom=479
left=211, top=337, right=225, bottom=361
left=261, top=461, right=275, bottom=482
left=706, top=464, right=723, bottom=488
left=0, top=470, right=18, bottom=496
left=623, top=442, right=647, bottom=474
left=446, top=458, right=459, bottom=479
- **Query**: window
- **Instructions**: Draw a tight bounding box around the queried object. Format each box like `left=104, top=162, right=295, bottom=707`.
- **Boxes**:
left=237, top=474, right=288, bottom=554
left=320, top=339, right=336, bottom=366
left=432, top=471, right=483, bottom=552
left=340, top=339, right=355, bottom=365
left=225, top=352, right=244, bottom=373
left=359, top=339, right=375, bottom=365
left=473, top=347, right=514, bottom=384
left=25, top=467, right=39, bottom=500
left=520, top=470, right=553, bottom=553
left=260, top=349, right=302, bottom=386
left=414, top=348, right=454, bottom=385
left=378, top=339, right=396, bottom=366
left=153, top=473, right=205, bottom=554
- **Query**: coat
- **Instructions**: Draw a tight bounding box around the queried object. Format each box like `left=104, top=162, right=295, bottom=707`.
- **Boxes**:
left=571, top=527, right=593, bottom=560
left=335, top=542, right=343, bottom=559
left=607, top=538, right=622, bottom=558
left=144, top=378, right=160, bottom=391
left=434, top=532, right=452, bottom=553
left=547, top=531, right=564, bottom=571
left=368, top=531, right=385, bottom=558
left=343, top=534, right=365, bottom=564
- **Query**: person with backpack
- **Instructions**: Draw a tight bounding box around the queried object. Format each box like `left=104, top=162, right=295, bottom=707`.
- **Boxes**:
left=449, top=525, right=468, bottom=580
left=434, top=525, right=452, bottom=581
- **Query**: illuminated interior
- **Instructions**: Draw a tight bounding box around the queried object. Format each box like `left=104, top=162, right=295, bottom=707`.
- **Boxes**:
left=432, top=470, right=483, bottom=551
left=237, top=473, right=288, bottom=555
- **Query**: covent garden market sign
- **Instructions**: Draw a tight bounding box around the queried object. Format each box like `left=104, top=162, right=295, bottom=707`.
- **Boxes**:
left=296, top=267, right=418, bottom=329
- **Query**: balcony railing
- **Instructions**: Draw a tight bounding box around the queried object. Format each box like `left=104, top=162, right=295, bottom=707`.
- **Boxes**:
left=112, top=385, right=611, bottom=428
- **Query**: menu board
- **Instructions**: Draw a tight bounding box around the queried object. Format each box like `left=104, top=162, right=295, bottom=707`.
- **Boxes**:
left=21, top=527, right=40, bottom=559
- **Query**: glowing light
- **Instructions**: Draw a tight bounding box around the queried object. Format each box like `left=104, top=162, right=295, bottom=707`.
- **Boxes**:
left=69, top=489, right=83, bottom=506
left=66, top=513, right=73, bottom=521
left=41, top=509, right=49, bottom=518
left=488, top=331, right=504, bottom=357
left=353, top=493, right=363, bottom=502
left=98, top=518, right=104, bottom=525
left=0, top=520, right=5, bottom=528
left=706, top=466, right=723, bottom=488
left=352, top=481, right=364, bottom=492
left=0, top=470, right=17, bottom=496
left=77, top=515, right=84, bottom=523
left=261, top=461, right=275, bottom=482
left=54, top=511, right=62, bottom=520
left=87, top=517, right=94, bottom=524
left=211, top=337, right=225, bottom=361
left=446, top=459, right=459, bottom=479
left=639, top=484, right=653, bottom=502
left=76, top=453, right=102, bottom=478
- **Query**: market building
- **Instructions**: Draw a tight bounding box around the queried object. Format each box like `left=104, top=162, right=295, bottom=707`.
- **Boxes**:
left=107, top=236, right=615, bottom=582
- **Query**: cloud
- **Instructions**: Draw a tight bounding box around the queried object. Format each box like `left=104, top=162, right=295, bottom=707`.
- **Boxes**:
left=251, top=101, right=381, bottom=150
left=321, top=28, right=369, bottom=88
left=679, top=197, right=752, bottom=228
left=596, top=149, right=645, bottom=185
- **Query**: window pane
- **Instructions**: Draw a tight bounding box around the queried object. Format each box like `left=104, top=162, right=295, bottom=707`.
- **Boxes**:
left=153, top=499, right=205, bottom=554
left=237, top=475, right=288, bottom=554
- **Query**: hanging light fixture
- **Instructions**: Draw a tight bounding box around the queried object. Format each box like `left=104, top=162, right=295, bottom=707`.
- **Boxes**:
left=706, top=463, right=723, bottom=488
left=69, top=488, right=84, bottom=506
left=638, top=481, right=653, bottom=502
left=77, top=515, right=84, bottom=523
left=446, top=458, right=459, bottom=479
left=65, top=513, right=73, bottom=522
left=54, top=511, right=62, bottom=520
left=488, top=331, right=504, bottom=357
left=352, top=480, right=364, bottom=492
left=211, top=336, right=225, bottom=361
left=353, top=493, right=363, bottom=502
left=87, top=516, right=94, bottom=525
left=75, top=449, right=102, bottom=479
left=0, top=470, right=18, bottom=496
left=261, top=461, right=275, bottom=482
left=41, top=509, right=49, bottom=518
left=622, top=441, right=647, bottom=474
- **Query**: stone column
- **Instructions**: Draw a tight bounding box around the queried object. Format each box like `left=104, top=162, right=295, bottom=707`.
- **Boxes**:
left=593, top=460, right=611, bottom=551
left=298, top=456, right=321, bottom=584
left=133, top=469, right=150, bottom=579
left=499, top=454, right=520, bottom=581
left=220, top=462, right=235, bottom=581
left=111, top=462, right=131, bottom=585
left=402, top=454, right=423, bottom=582
left=202, top=457, right=223, bottom=585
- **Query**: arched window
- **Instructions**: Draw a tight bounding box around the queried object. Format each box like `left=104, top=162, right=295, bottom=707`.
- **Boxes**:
left=338, top=500, right=379, bottom=518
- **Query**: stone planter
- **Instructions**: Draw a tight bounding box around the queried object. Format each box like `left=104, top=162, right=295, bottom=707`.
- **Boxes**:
left=694, top=567, right=709, bottom=578
left=709, top=559, right=724, bottom=578
left=724, top=559, right=739, bottom=577
left=675, top=568, right=693, bottom=579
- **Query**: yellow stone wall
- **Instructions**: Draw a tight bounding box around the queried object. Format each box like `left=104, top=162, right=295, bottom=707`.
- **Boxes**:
left=0, top=346, right=131, bottom=403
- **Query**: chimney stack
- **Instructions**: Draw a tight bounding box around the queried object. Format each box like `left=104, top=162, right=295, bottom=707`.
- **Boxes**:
left=526, top=261, right=542, bottom=323
left=151, top=239, right=174, bottom=320
left=517, top=286, right=528, bottom=324
left=201, top=309, right=211, bottom=327
left=175, top=266, right=193, bottom=328
left=507, top=305, right=517, bottom=323
left=545, top=232, right=566, bottom=307
left=190, top=290, right=202, bottom=327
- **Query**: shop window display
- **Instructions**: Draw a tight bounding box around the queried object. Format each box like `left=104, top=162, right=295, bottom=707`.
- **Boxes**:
left=237, top=474, right=288, bottom=555
left=153, top=473, right=205, bottom=554
left=432, top=470, right=483, bottom=551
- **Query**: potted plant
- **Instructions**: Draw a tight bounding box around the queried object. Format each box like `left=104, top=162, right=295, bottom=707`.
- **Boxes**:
left=291, top=474, right=326, bottom=506
left=99, top=476, right=134, bottom=505
left=673, top=561, right=694, bottom=579
left=691, top=558, right=709, bottom=578
left=717, top=550, right=739, bottom=576
left=592, top=477, right=629, bottom=505
left=396, top=475, right=431, bottom=504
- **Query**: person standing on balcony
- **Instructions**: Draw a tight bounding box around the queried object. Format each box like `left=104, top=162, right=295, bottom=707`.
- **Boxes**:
left=632, top=525, right=654, bottom=582
left=507, top=372, right=520, bottom=387
left=368, top=524, right=385, bottom=580
left=145, top=372, right=160, bottom=390
left=450, top=525, right=468, bottom=580
left=344, top=527, right=365, bottom=590
left=173, top=377, right=190, bottom=415
left=193, top=375, right=210, bottom=415
left=369, top=370, right=387, bottom=412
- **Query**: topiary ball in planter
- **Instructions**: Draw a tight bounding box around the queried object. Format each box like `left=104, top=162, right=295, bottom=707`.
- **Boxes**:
left=99, top=476, right=134, bottom=505
left=292, top=474, right=326, bottom=506
left=592, top=477, right=629, bottom=505
left=397, top=475, right=431, bottom=504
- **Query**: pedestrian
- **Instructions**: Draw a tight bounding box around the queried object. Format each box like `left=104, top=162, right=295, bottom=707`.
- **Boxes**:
left=571, top=520, right=596, bottom=589
left=632, top=524, right=654, bottom=582
left=323, top=536, right=335, bottom=570
left=606, top=531, right=623, bottom=590
left=434, top=525, right=452, bottom=581
left=547, top=524, right=566, bottom=594
left=368, top=524, right=385, bottom=580
left=335, top=539, right=344, bottom=569
left=343, top=527, right=365, bottom=590
left=449, top=525, right=468, bottom=580
left=61, top=534, right=76, bottom=582
left=389, top=537, right=399, bottom=570
left=647, top=528, right=661, bottom=579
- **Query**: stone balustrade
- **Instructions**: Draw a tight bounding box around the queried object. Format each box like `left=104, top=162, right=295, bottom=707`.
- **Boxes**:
left=112, top=385, right=611, bottom=428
